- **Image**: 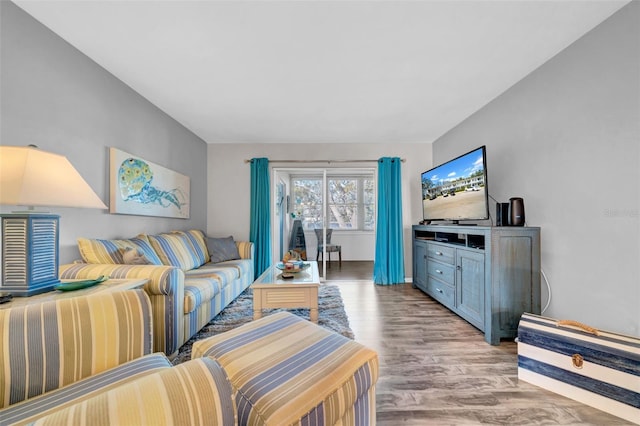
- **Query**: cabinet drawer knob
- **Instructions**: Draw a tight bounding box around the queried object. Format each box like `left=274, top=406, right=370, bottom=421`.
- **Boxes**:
left=435, top=251, right=443, bottom=256
left=436, top=288, right=443, bottom=293
left=435, top=269, right=443, bottom=274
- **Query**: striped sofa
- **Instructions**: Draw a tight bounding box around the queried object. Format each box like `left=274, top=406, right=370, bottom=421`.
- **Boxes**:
left=0, top=289, right=235, bottom=425
left=59, top=230, right=254, bottom=358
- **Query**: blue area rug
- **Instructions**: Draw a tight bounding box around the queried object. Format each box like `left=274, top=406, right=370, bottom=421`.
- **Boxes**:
left=172, top=284, right=353, bottom=365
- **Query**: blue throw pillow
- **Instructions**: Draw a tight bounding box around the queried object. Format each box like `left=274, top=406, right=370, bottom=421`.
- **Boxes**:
left=207, top=236, right=240, bottom=263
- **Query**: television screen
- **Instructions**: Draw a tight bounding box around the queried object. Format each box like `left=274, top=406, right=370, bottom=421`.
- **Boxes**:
left=421, top=146, right=489, bottom=222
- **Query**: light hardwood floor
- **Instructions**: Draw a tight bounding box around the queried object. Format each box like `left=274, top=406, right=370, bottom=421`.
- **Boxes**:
left=326, top=262, right=632, bottom=426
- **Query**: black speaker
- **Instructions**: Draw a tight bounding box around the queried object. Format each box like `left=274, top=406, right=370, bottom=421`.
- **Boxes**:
left=509, top=197, right=525, bottom=226
left=495, top=202, right=510, bottom=226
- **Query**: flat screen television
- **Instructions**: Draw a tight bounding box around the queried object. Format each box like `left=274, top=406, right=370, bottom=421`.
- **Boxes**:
left=421, top=146, right=489, bottom=223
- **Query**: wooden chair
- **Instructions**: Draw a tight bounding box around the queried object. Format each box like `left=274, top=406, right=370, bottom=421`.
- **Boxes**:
left=314, top=228, right=341, bottom=267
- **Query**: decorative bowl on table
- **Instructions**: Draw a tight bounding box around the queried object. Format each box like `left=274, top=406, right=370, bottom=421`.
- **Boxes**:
left=276, top=261, right=310, bottom=273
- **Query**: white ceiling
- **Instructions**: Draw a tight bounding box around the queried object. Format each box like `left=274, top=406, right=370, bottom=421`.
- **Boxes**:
left=14, top=0, right=629, bottom=144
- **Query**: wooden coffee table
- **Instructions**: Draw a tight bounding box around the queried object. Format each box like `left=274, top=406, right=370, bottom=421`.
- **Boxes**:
left=251, top=261, right=320, bottom=323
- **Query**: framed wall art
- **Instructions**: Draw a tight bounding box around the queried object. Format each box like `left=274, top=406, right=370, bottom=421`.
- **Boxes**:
left=109, top=147, right=190, bottom=219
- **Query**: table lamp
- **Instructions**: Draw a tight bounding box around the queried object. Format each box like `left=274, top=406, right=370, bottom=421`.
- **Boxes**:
left=0, top=145, right=107, bottom=296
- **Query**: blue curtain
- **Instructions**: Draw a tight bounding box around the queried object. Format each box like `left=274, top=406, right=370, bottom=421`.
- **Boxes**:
left=250, top=158, right=271, bottom=277
left=373, top=157, right=405, bottom=285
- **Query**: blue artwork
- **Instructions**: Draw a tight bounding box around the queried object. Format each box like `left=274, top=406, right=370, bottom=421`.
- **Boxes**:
left=118, top=158, right=185, bottom=210
left=110, top=148, right=190, bottom=219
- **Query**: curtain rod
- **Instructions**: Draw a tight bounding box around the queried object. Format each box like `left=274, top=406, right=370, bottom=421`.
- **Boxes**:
left=244, top=158, right=405, bottom=164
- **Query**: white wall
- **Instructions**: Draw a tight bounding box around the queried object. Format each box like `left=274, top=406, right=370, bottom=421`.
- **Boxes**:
left=1, top=2, right=209, bottom=264
left=207, top=143, right=431, bottom=275
left=433, top=2, right=639, bottom=336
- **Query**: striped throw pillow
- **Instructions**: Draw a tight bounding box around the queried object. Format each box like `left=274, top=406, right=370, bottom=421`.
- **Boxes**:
left=77, top=236, right=163, bottom=265
left=171, top=230, right=209, bottom=265
left=147, top=232, right=206, bottom=270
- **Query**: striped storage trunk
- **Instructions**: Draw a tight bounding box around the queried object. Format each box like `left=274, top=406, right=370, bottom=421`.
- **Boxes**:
left=517, top=313, right=640, bottom=424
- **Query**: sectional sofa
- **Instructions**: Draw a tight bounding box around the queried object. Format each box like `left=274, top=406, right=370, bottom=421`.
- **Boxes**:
left=58, top=229, right=254, bottom=357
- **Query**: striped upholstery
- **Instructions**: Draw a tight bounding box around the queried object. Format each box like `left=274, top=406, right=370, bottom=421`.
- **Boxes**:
left=236, top=240, right=254, bottom=260
left=60, top=263, right=185, bottom=357
left=183, top=260, right=254, bottom=340
left=0, top=354, right=171, bottom=425
left=25, top=358, right=235, bottom=426
left=192, top=312, right=379, bottom=426
left=173, top=229, right=210, bottom=262
left=186, top=263, right=240, bottom=281
left=60, top=238, right=254, bottom=358
left=0, top=289, right=153, bottom=408
left=183, top=260, right=251, bottom=314
left=77, top=235, right=162, bottom=265
left=223, top=258, right=253, bottom=280
left=184, top=277, right=222, bottom=314
left=148, top=232, right=207, bottom=270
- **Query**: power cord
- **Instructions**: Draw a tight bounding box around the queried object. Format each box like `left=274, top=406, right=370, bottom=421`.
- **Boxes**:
left=541, top=268, right=551, bottom=314
left=488, top=192, right=549, bottom=312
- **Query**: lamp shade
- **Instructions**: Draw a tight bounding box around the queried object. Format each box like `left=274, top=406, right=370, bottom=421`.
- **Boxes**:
left=0, top=145, right=107, bottom=209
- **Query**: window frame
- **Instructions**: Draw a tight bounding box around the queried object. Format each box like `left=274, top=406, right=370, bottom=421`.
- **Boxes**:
left=290, top=169, right=375, bottom=233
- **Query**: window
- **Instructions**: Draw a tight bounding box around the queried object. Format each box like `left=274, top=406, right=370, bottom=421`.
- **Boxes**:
left=291, top=171, right=375, bottom=231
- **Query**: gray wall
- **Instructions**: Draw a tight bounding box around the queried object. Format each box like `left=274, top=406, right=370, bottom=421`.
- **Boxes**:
left=0, top=2, right=208, bottom=264
left=433, top=2, right=639, bottom=336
